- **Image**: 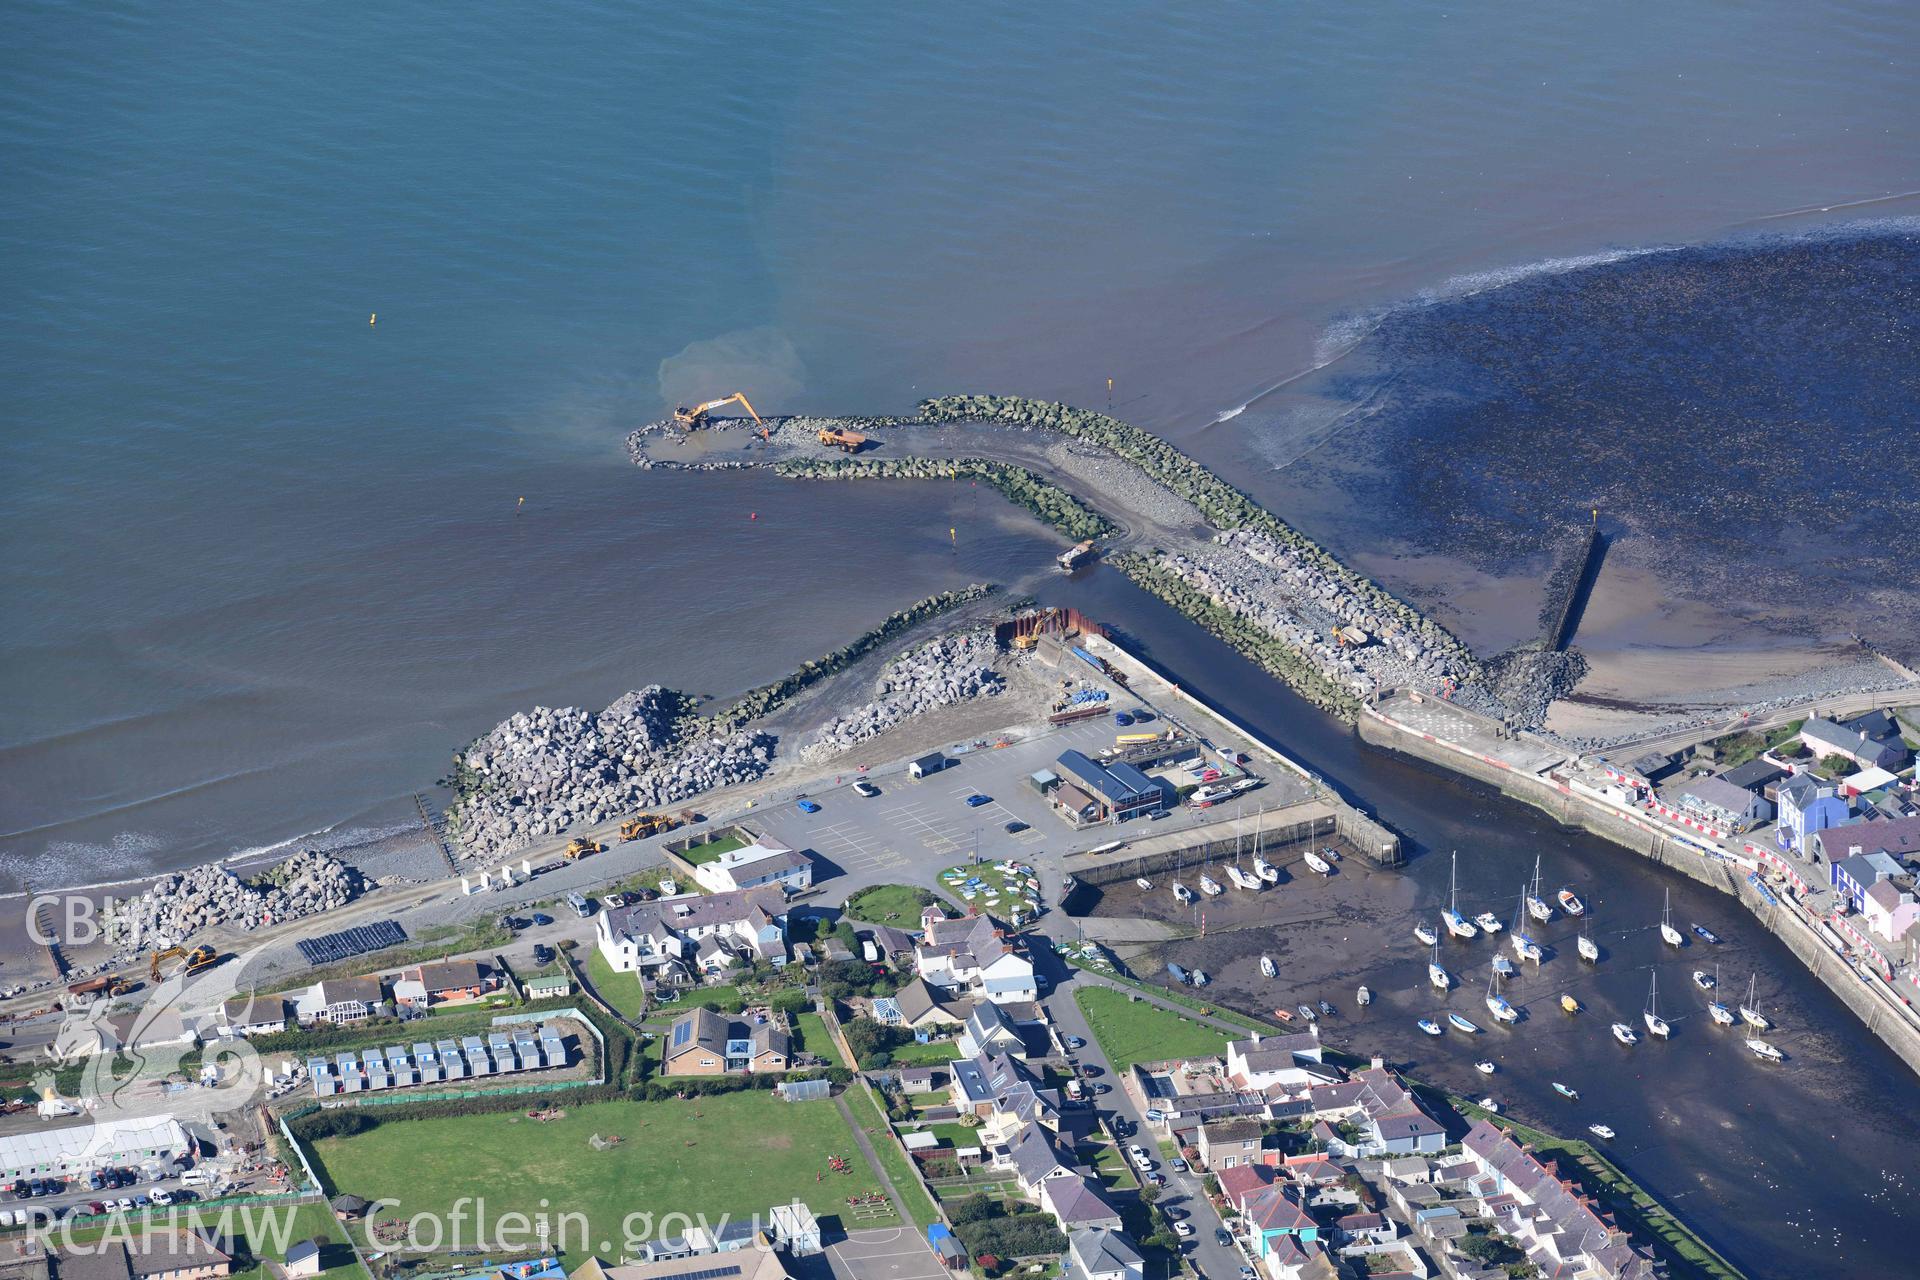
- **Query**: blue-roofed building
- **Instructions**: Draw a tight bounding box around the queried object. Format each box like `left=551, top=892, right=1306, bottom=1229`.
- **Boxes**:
left=1052, top=751, right=1168, bottom=825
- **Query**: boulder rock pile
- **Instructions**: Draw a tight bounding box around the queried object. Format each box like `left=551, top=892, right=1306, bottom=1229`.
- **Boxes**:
left=803, top=630, right=1004, bottom=761
left=108, top=848, right=369, bottom=949
left=450, top=684, right=775, bottom=861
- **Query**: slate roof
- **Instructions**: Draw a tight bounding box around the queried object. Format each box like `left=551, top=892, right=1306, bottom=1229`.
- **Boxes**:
left=1039, top=1173, right=1120, bottom=1226
left=1677, top=775, right=1762, bottom=816
left=1243, top=1184, right=1315, bottom=1234
left=1719, top=758, right=1786, bottom=792
left=1007, top=1121, right=1072, bottom=1188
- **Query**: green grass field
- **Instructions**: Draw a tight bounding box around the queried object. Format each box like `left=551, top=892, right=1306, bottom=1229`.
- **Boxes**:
left=842, top=1081, right=941, bottom=1230
left=842, top=883, right=939, bottom=926
left=1074, top=985, right=1234, bottom=1073
left=310, top=1091, right=895, bottom=1248
left=582, top=949, right=647, bottom=1021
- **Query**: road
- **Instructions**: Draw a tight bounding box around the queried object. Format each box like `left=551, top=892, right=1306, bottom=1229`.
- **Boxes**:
left=1035, top=938, right=1249, bottom=1280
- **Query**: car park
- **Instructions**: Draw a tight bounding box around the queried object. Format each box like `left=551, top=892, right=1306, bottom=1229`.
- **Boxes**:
left=964, top=793, right=991, bottom=807
left=797, top=798, right=821, bottom=814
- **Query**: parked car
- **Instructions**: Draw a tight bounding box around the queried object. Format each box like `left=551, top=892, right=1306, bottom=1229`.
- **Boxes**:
left=1093, top=1082, right=1111, bottom=1095
left=1171, top=1157, right=1188, bottom=1172
left=1004, top=820, right=1028, bottom=833
left=1215, top=1229, right=1233, bottom=1248
left=532, top=944, right=555, bottom=966
left=531, top=912, right=552, bottom=926
left=1174, top=1223, right=1194, bottom=1238
left=114, top=1199, right=133, bottom=1214
left=1063, top=1035, right=1085, bottom=1049
left=964, top=793, right=992, bottom=807
left=852, top=780, right=880, bottom=798
left=797, top=798, right=821, bottom=814
left=150, top=1190, right=173, bottom=1207
left=85, top=1202, right=105, bottom=1216
left=1114, top=712, right=1134, bottom=726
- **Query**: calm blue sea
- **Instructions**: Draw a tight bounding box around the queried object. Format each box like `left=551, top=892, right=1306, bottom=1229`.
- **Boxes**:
left=4, top=1, right=1916, bottom=880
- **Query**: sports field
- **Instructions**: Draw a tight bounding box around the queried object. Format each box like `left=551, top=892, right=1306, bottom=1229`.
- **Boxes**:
left=308, top=1090, right=896, bottom=1250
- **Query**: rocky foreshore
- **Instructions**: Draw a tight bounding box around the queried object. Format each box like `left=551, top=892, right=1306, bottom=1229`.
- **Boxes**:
left=105, top=848, right=369, bottom=951
left=802, top=629, right=1005, bottom=761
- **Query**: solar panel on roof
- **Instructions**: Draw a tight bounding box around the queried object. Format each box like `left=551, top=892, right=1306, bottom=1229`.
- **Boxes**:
left=670, top=1267, right=742, bottom=1280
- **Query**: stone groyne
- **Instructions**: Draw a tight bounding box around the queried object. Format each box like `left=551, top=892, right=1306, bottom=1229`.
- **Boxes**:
left=774, top=455, right=1112, bottom=542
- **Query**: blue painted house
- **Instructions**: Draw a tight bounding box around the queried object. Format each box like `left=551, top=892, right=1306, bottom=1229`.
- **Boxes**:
left=1776, top=775, right=1849, bottom=853
left=1242, top=1184, right=1321, bottom=1255
left=1834, top=851, right=1907, bottom=912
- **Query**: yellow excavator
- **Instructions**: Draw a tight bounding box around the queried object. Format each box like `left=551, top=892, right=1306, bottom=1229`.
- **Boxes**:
left=673, top=393, right=763, bottom=431
left=148, top=945, right=218, bottom=982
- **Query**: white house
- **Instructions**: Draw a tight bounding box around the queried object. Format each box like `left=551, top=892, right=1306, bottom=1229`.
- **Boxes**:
left=294, top=977, right=383, bottom=1025
left=595, top=886, right=789, bottom=983
left=689, top=836, right=813, bottom=895
left=1224, top=1028, right=1324, bottom=1090
left=915, top=912, right=1036, bottom=1005
left=214, top=996, right=289, bottom=1038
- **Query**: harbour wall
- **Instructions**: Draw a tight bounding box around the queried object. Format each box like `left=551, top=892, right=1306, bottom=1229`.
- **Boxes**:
left=1539, top=525, right=1605, bottom=652
left=1357, top=703, right=1920, bottom=1078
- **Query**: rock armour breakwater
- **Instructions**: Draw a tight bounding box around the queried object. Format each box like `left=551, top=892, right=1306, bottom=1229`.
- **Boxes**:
left=775, top=455, right=1112, bottom=542
left=106, top=848, right=369, bottom=951
left=802, top=628, right=1004, bottom=761
left=448, top=586, right=997, bottom=861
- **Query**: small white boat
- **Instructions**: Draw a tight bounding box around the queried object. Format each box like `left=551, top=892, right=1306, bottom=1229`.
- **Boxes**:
left=1418, top=1018, right=1443, bottom=1036
left=1356, top=985, right=1371, bottom=1006
left=1475, top=1060, right=1496, bottom=1075
left=1254, top=857, right=1279, bottom=884
left=1476, top=912, right=1504, bottom=934
left=1199, top=875, right=1223, bottom=897
left=1692, top=970, right=1715, bottom=991
left=1172, top=882, right=1193, bottom=903
left=1660, top=889, right=1684, bottom=948
left=1491, top=955, right=1515, bottom=978
left=1553, top=1081, right=1578, bottom=1099
left=1644, top=973, right=1671, bottom=1039
left=1558, top=888, right=1586, bottom=916
left=1449, top=1013, right=1481, bottom=1034
left=1578, top=932, right=1600, bottom=963
left=1414, top=923, right=1439, bottom=946
left=1708, top=1001, right=1735, bottom=1026
left=1303, top=851, right=1332, bottom=876
left=1429, top=944, right=1451, bottom=991
left=1260, top=955, right=1277, bottom=979
left=1136, top=877, right=1154, bottom=890
left=1298, top=1003, right=1317, bottom=1022
left=1192, top=969, right=1210, bottom=986
left=1324, top=846, right=1341, bottom=861
left=1479, top=1096, right=1501, bottom=1112
left=1588, top=1124, right=1615, bottom=1141
left=1747, top=1037, right=1784, bottom=1062
left=1612, top=1022, right=1639, bottom=1046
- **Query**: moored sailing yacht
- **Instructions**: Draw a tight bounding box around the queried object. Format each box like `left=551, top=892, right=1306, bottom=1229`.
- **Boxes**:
left=1443, top=853, right=1478, bottom=939
left=1172, top=882, right=1193, bottom=904
left=1709, top=1000, right=1735, bottom=1026
left=1485, top=970, right=1518, bottom=1023
left=1527, top=856, right=1553, bottom=922
left=1254, top=856, right=1278, bottom=884
left=1643, top=972, right=1671, bottom=1038
left=1429, top=944, right=1451, bottom=991
left=1747, top=1037, right=1784, bottom=1062
left=1414, top=922, right=1439, bottom=946
left=1739, top=974, right=1771, bottom=1029
left=1510, top=887, right=1542, bottom=963
left=1303, top=850, right=1332, bottom=876
left=1199, top=874, right=1223, bottom=896
left=1577, top=921, right=1600, bottom=964
left=1659, top=888, right=1684, bottom=947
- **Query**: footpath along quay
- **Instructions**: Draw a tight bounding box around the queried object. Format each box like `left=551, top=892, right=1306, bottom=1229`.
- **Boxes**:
left=1358, top=687, right=1920, bottom=1077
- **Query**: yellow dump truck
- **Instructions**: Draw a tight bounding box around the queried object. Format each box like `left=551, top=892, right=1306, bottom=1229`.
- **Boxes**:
left=817, top=427, right=867, bottom=453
